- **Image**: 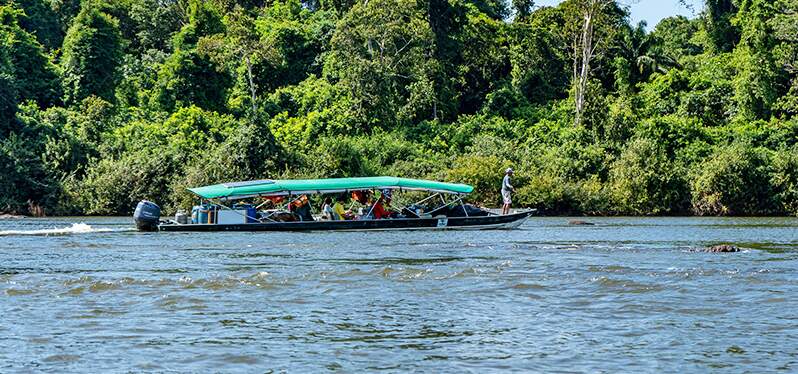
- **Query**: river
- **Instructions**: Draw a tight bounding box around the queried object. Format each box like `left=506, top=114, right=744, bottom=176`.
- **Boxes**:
left=1, top=216, right=797, bottom=372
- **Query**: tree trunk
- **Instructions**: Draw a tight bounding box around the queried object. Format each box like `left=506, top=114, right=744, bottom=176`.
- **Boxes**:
left=574, top=0, right=609, bottom=127
left=574, top=4, right=594, bottom=126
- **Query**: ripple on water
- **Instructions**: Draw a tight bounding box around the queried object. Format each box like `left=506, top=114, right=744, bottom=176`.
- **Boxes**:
left=4, top=288, right=35, bottom=296
left=1, top=216, right=797, bottom=372
left=591, top=276, right=666, bottom=294
left=42, top=354, right=80, bottom=363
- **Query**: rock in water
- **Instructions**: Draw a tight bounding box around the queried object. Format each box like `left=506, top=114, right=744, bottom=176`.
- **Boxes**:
left=569, top=220, right=595, bottom=226
left=706, top=245, right=740, bottom=253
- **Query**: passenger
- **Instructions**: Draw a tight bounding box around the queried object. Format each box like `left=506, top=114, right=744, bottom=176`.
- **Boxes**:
left=321, top=197, right=335, bottom=220
left=351, top=190, right=369, bottom=205
left=293, top=195, right=314, bottom=221
left=372, top=193, right=393, bottom=219
left=333, top=195, right=352, bottom=220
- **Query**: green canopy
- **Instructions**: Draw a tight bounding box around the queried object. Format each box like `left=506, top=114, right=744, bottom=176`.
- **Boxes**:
left=188, top=176, right=474, bottom=200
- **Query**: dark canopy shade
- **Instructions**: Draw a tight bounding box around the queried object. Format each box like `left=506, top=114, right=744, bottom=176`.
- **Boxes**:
left=188, top=176, right=474, bottom=200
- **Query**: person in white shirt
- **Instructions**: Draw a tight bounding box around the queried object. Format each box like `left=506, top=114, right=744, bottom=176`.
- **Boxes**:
left=501, top=168, right=515, bottom=215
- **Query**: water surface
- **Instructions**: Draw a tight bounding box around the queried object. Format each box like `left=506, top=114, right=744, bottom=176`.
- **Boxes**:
left=1, top=217, right=797, bottom=372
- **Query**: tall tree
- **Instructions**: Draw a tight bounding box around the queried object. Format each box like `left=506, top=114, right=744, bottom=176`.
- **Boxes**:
left=650, top=15, right=702, bottom=61
left=705, top=0, right=740, bottom=53
left=512, top=0, right=534, bottom=21
left=327, top=0, right=437, bottom=129
left=614, top=21, right=679, bottom=92
left=771, top=0, right=798, bottom=118
left=732, top=0, right=778, bottom=120
left=0, top=4, right=60, bottom=109
left=0, top=38, right=16, bottom=133
left=60, top=4, right=124, bottom=105
left=151, top=0, right=230, bottom=113
left=571, top=0, right=615, bottom=127
left=13, top=0, right=64, bottom=50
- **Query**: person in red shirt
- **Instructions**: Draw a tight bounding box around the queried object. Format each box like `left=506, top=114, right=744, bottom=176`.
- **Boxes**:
left=372, top=196, right=389, bottom=219
left=372, top=189, right=396, bottom=219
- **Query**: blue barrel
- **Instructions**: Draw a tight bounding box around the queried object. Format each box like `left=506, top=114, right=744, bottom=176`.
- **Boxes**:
left=198, top=207, right=209, bottom=224
left=191, top=206, right=201, bottom=224
left=195, top=204, right=217, bottom=224
left=246, top=206, right=257, bottom=223
left=234, top=204, right=258, bottom=223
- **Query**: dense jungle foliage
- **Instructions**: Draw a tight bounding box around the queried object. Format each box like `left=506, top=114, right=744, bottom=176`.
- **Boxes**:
left=0, top=0, right=796, bottom=216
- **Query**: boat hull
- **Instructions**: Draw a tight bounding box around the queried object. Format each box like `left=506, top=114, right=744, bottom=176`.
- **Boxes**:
left=156, top=211, right=534, bottom=232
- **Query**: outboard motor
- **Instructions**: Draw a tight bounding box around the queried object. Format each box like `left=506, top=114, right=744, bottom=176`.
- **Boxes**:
left=134, top=200, right=161, bottom=231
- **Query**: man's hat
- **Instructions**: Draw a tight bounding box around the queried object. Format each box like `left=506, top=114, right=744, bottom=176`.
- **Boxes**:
left=506, top=168, right=513, bottom=174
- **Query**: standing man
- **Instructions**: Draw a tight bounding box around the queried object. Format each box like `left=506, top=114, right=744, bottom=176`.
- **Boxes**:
left=501, top=168, right=515, bottom=215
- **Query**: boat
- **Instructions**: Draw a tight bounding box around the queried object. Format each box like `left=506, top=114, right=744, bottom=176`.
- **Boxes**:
left=133, top=176, right=535, bottom=232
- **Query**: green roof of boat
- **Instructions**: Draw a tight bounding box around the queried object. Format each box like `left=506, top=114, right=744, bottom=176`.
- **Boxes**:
left=188, top=176, right=474, bottom=200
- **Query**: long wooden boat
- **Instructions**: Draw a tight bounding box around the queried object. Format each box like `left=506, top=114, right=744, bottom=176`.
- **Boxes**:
left=134, top=177, right=534, bottom=232
left=157, top=211, right=532, bottom=232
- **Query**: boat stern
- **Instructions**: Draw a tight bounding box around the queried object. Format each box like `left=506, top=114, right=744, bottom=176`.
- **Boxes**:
left=133, top=200, right=161, bottom=232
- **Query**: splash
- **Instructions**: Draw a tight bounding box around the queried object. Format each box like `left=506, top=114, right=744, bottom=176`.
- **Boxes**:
left=0, top=223, right=133, bottom=237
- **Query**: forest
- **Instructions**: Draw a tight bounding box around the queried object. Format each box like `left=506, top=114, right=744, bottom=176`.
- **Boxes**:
left=0, top=0, right=796, bottom=216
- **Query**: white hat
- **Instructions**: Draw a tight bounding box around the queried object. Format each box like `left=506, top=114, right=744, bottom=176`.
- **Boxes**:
left=506, top=168, right=513, bottom=174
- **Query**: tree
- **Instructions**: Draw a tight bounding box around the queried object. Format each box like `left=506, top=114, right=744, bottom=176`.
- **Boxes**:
left=609, top=137, right=688, bottom=214
left=151, top=49, right=232, bottom=113
left=60, top=5, right=124, bottom=105
left=570, top=0, right=616, bottom=127
left=732, top=0, right=779, bottom=121
left=206, top=1, right=335, bottom=116
left=326, top=0, right=437, bottom=129
left=690, top=143, right=775, bottom=216
left=705, top=0, right=739, bottom=53
left=771, top=144, right=798, bottom=215
left=613, top=21, right=679, bottom=93
left=512, top=0, right=535, bottom=21
left=769, top=0, right=798, bottom=118
left=13, top=0, right=63, bottom=50
left=172, top=0, right=225, bottom=50
left=128, top=0, right=184, bottom=53
left=454, top=8, right=511, bottom=115
left=0, top=72, right=16, bottom=134
left=198, top=5, right=267, bottom=115
left=470, top=0, right=511, bottom=20
left=151, top=0, right=230, bottom=113
left=510, top=22, right=569, bottom=104
left=0, top=4, right=61, bottom=108
left=651, top=16, right=702, bottom=60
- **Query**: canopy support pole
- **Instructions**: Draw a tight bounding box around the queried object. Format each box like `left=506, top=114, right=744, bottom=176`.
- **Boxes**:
left=450, top=195, right=468, bottom=217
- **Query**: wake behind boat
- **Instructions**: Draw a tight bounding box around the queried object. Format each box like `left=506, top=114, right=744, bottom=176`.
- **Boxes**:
left=133, top=176, right=534, bottom=232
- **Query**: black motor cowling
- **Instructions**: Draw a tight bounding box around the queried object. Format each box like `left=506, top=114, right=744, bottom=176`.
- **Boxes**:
left=134, top=200, right=161, bottom=231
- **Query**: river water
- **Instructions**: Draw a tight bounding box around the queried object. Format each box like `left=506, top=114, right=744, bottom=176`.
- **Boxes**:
left=1, top=216, right=797, bottom=372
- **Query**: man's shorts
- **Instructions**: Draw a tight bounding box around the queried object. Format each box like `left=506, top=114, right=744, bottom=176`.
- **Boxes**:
left=502, top=190, right=512, bottom=205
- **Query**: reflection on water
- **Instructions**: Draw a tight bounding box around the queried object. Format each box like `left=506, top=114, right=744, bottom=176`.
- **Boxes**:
left=1, top=216, right=797, bottom=372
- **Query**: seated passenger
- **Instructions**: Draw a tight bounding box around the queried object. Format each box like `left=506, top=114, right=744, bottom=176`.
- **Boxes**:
left=372, top=195, right=393, bottom=219
left=321, top=197, right=335, bottom=220
left=351, top=190, right=370, bottom=205
left=292, top=195, right=314, bottom=221
left=333, top=196, right=352, bottom=220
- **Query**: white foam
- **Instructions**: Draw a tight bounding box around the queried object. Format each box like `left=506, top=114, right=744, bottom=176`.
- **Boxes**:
left=0, top=223, right=133, bottom=236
